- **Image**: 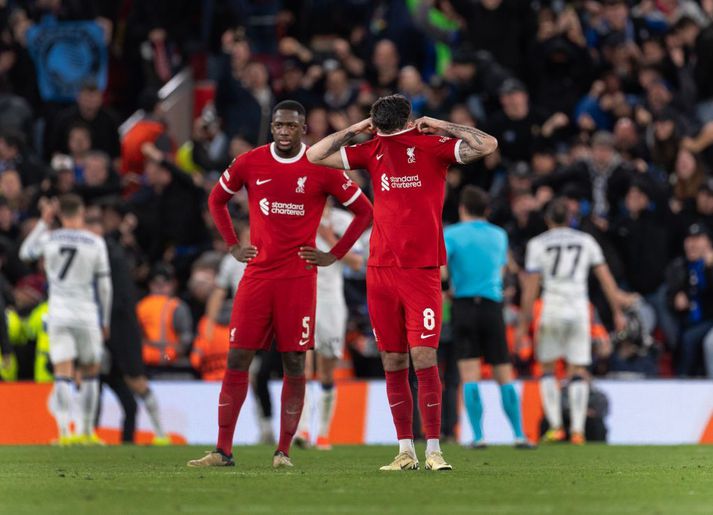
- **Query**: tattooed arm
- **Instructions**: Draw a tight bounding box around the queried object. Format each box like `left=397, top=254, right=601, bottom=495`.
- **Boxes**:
left=306, top=118, right=374, bottom=169
left=414, top=116, right=498, bottom=163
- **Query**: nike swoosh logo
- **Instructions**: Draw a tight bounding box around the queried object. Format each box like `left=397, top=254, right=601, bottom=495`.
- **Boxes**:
left=256, top=179, right=272, bottom=185
left=426, top=403, right=440, bottom=408
left=420, top=333, right=436, bottom=339
left=376, top=154, right=384, bottom=160
left=286, top=409, right=301, bottom=415
left=389, top=401, right=405, bottom=408
left=218, top=403, right=230, bottom=407
left=298, top=339, right=309, bottom=346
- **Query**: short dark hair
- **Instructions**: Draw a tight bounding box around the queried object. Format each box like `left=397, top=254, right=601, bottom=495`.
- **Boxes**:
left=370, top=94, right=411, bottom=133
left=58, top=194, right=84, bottom=217
left=0, top=129, right=25, bottom=150
left=545, top=198, right=569, bottom=225
left=273, top=100, right=306, bottom=117
left=460, top=185, right=489, bottom=217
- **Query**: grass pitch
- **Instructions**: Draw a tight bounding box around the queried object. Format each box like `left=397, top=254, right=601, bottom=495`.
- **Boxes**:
left=1, top=444, right=712, bottom=514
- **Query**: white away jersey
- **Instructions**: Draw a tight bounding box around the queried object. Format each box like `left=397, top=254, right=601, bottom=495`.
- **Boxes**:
left=317, top=208, right=360, bottom=300
left=215, top=253, right=247, bottom=298
left=20, top=221, right=111, bottom=328
left=525, top=227, right=604, bottom=315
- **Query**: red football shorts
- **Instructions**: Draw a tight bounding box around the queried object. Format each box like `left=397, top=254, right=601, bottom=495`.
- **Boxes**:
left=229, top=274, right=316, bottom=352
left=366, top=266, right=442, bottom=353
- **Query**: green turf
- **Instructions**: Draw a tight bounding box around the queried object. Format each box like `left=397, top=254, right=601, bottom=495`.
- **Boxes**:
left=0, top=444, right=712, bottom=514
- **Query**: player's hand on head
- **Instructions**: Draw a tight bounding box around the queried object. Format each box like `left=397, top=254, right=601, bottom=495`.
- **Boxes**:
left=298, top=246, right=337, bottom=267
left=354, top=118, right=374, bottom=134
left=414, top=116, right=443, bottom=134
left=230, top=244, right=258, bottom=263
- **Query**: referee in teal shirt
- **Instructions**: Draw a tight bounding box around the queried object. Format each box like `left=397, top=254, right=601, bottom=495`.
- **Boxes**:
left=444, top=185, right=534, bottom=449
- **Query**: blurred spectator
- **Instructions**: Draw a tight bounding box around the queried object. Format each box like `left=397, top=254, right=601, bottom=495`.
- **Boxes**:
left=0, top=129, right=48, bottom=186
left=130, top=144, right=209, bottom=284
left=76, top=151, right=121, bottom=202
left=176, top=105, right=229, bottom=176
left=136, top=264, right=193, bottom=370
left=487, top=79, right=568, bottom=165
left=120, top=89, right=172, bottom=187
left=47, top=81, right=120, bottom=160
left=666, top=224, right=713, bottom=376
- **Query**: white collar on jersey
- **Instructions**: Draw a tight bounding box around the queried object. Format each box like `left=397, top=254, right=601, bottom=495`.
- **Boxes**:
left=376, top=126, right=417, bottom=137
left=270, top=142, right=306, bottom=164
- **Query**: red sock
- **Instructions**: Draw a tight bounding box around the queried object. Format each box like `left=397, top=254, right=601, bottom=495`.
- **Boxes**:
left=416, top=366, right=442, bottom=439
left=216, top=369, right=249, bottom=456
left=385, top=368, right=413, bottom=440
left=277, top=375, right=306, bottom=456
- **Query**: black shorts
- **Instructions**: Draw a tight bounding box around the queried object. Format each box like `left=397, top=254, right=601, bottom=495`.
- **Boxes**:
left=106, top=312, right=145, bottom=378
left=451, top=297, right=510, bottom=365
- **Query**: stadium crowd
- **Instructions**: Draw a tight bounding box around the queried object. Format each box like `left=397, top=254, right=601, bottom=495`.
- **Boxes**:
left=1, top=0, right=713, bottom=389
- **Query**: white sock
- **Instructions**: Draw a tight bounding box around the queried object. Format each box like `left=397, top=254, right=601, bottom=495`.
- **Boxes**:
left=140, top=389, right=165, bottom=438
left=568, top=378, right=590, bottom=435
left=540, top=375, right=562, bottom=429
left=297, top=382, right=312, bottom=436
left=318, top=384, right=336, bottom=438
left=398, top=438, right=416, bottom=456
left=426, top=438, right=441, bottom=455
left=52, top=378, right=73, bottom=438
left=78, top=377, right=99, bottom=436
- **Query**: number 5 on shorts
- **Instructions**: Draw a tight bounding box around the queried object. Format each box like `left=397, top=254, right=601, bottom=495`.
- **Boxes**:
left=301, top=316, right=310, bottom=338
left=423, top=308, right=435, bottom=331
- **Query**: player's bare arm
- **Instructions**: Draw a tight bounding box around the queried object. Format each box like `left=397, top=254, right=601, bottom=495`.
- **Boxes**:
left=516, top=271, right=541, bottom=348
left=306, top=118, right=373, bottom=169
left=593, top=264, right=627, bottom=332
left=414, top=116, right=498, bottom=163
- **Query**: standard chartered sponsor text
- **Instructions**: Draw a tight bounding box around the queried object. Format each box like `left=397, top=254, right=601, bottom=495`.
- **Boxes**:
left=272, top=201, right=305, bottom=216
left=389, top=174, right=421, bottom=188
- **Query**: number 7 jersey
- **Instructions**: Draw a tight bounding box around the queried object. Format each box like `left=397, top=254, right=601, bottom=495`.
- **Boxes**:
left=19, top=221, right=111, bottom=328
left=524, top=227, right=604, bottom=317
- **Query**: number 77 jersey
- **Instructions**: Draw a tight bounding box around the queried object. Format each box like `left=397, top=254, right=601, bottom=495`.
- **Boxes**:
left=524, top=227, right=604, bottom=317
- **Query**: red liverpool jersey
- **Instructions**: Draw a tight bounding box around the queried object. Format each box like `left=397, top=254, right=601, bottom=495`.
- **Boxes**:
left=340, top=127, right=463, bottom=268
left=218, top=142, right=362, bottom=278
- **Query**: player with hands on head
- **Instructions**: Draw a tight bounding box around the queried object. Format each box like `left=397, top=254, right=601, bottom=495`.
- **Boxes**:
left=307, top=94, right=497, bottom=471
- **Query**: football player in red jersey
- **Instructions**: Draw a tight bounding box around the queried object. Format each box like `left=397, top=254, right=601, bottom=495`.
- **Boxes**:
left=188, top=100, right=372, bottom=469
left=307, top=95, right=497, bottom=471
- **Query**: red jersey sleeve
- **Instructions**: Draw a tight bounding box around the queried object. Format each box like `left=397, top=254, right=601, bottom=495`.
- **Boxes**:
left=340, top=141, right=373, bottom=170
left=321, top=169, right=363, bottom=207
left=420, top=134, right=464, bottom=165
left=218, top=154, right=246, bottom=194
left=209, top=154, right=247, bottom=247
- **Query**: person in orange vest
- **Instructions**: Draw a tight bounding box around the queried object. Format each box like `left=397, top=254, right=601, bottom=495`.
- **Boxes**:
left=190, top=314, right=231, bottom=381
left=137, top=264, right=193, bottom=368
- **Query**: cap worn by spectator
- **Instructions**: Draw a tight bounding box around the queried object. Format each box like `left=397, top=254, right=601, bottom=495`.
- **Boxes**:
left=150, top=263, right=175, bottom=282
left=686, top=223, right=709, bottom=239
left=509, top=161, right=532, bottom=179
left=700, top=179, right=713, bottom=195
left=50, top=154, right=74, bottom=172
left=498, top=78, right=527, bottom=96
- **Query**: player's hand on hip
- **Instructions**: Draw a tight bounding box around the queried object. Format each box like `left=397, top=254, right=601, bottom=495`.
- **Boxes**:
left=230, top=244, right=258, bottom=263
left=298, top=246, right=336, bottom=267
left=102, top=327, right=110, bottom=341
left=414, top=116, right=444, bottom=134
